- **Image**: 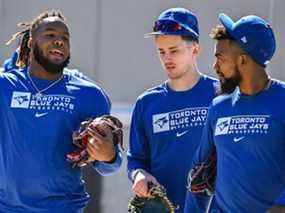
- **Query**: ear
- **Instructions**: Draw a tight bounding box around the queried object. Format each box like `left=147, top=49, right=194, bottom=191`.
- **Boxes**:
left=192, top=43, right=201, bottom=56
left=237, top=54, right=248, bottom=67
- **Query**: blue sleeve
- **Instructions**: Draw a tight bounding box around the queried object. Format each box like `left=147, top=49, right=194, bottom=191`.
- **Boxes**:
left=192, top=105, right=216, bottom=166
left=86, top=88, right=122, bottom=175
left=184, top=105, right=216, bottom=211
left=93, top=146, right=123, bottom=176
left=127, top=98, right=151, bottom=180
left=3, top=51, right=19, bottom=72
left=91, top=88, right=111, bottom=117
left=184, top=191, right=211, bottom=213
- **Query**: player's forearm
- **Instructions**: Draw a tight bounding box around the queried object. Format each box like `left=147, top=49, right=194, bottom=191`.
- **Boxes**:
left=192, top=115, right=216, bottom=167
left=192, top=138, right=215, bottom=168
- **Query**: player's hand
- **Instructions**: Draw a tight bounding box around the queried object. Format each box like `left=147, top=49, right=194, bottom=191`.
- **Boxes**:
left=86, top=127, right=116, bottom=162
left=132, top=169, right=160, bottom=198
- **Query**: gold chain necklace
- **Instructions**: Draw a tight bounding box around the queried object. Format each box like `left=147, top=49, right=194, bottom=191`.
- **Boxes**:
left=27, top=71, right=64, bottom=97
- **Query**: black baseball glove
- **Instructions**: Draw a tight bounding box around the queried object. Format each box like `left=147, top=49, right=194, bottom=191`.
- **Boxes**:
left=188, top=150, right=217, bottom=196
left=128, top=183, right=177, bottom=213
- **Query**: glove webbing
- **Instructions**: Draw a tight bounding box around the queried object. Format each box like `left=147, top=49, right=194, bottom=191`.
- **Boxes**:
left=128, top=185, right=176, bottom=213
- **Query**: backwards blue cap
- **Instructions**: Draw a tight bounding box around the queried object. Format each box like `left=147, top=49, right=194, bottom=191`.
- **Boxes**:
left=219, top=13, right=276, bottom=67
left=145, top=7, right=199, bottom=39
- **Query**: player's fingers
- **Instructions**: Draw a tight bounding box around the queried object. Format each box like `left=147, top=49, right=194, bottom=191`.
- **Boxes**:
left=87, top=138, right=100, bottom=148
left=87, top=128, right=105, bottom=140
left=132, top=187, right=144, bottom=197
left=87, top=137, right=113, bottom=150
left=87, top=142, right=100, bottom=153
left=132, top=184, right=149, bottom=198
left=86, top=141, right=101, bottom=158
left=86, top=147, right=95, bottom=160
left=87, top=129, right=112, bottom=144
left=136, top=180, right=151, bottom=196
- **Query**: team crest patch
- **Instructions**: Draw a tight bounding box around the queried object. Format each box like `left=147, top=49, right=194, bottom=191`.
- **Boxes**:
left=153, top=113, right=170, bottom=133
left=215, top=117, right=231, bottom=135
left=10, top=92, right=31, bottom=108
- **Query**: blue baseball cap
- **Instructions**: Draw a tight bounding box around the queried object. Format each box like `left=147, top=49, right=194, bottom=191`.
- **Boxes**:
left=145, top=7, right=199, bottom=39
left=218, top=13, right=276, bottom=67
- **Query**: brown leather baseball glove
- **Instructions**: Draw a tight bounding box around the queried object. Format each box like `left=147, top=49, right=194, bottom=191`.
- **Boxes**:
left=66, top=115, right=123, bottom=167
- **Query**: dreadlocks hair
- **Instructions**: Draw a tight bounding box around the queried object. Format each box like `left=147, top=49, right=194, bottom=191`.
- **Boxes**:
left=6, top=10, right=66, bottom=68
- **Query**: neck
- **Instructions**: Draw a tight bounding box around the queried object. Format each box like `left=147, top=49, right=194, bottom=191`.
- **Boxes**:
left=239, top=67, right=270, bottom=95
left=167, top=66, right=201, bottom=91
left=29, top=61, right=63, bottom=80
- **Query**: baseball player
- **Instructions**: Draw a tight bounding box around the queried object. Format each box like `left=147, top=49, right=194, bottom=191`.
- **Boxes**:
left=127, top=7, right=218, bottom=212
left=0, top=10, right=122, bottom=212
left=190, top=13, right=285, bottom=212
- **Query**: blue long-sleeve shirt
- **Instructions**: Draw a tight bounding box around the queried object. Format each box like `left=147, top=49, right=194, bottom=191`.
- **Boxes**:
left=192, top=80, right=285, bottom=213
left=0, top=68, right=122, bottom=212
left=127, top=76, right=217, bottom=212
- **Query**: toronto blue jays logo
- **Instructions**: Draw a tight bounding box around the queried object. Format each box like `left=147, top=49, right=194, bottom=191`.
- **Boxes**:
left=10, top=92, right=31, bottom=109
left=154, top=116, right=168, bottom=128
left=216, top=120, right=229, bottom=132
left=215, top=117, right=231, bottom=135
left=14, top=95, right=29, bottom=105
left=153, top=113, right=170, bottom=133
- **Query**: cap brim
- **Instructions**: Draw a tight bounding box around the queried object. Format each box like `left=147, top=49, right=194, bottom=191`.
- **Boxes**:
left=144, top=31, right=165, bottom=38
left=144, top=31, right=191, bottom=38
left=218, top=13, right=235, bottom=34
left=144, top=30, right=199, bottom=39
